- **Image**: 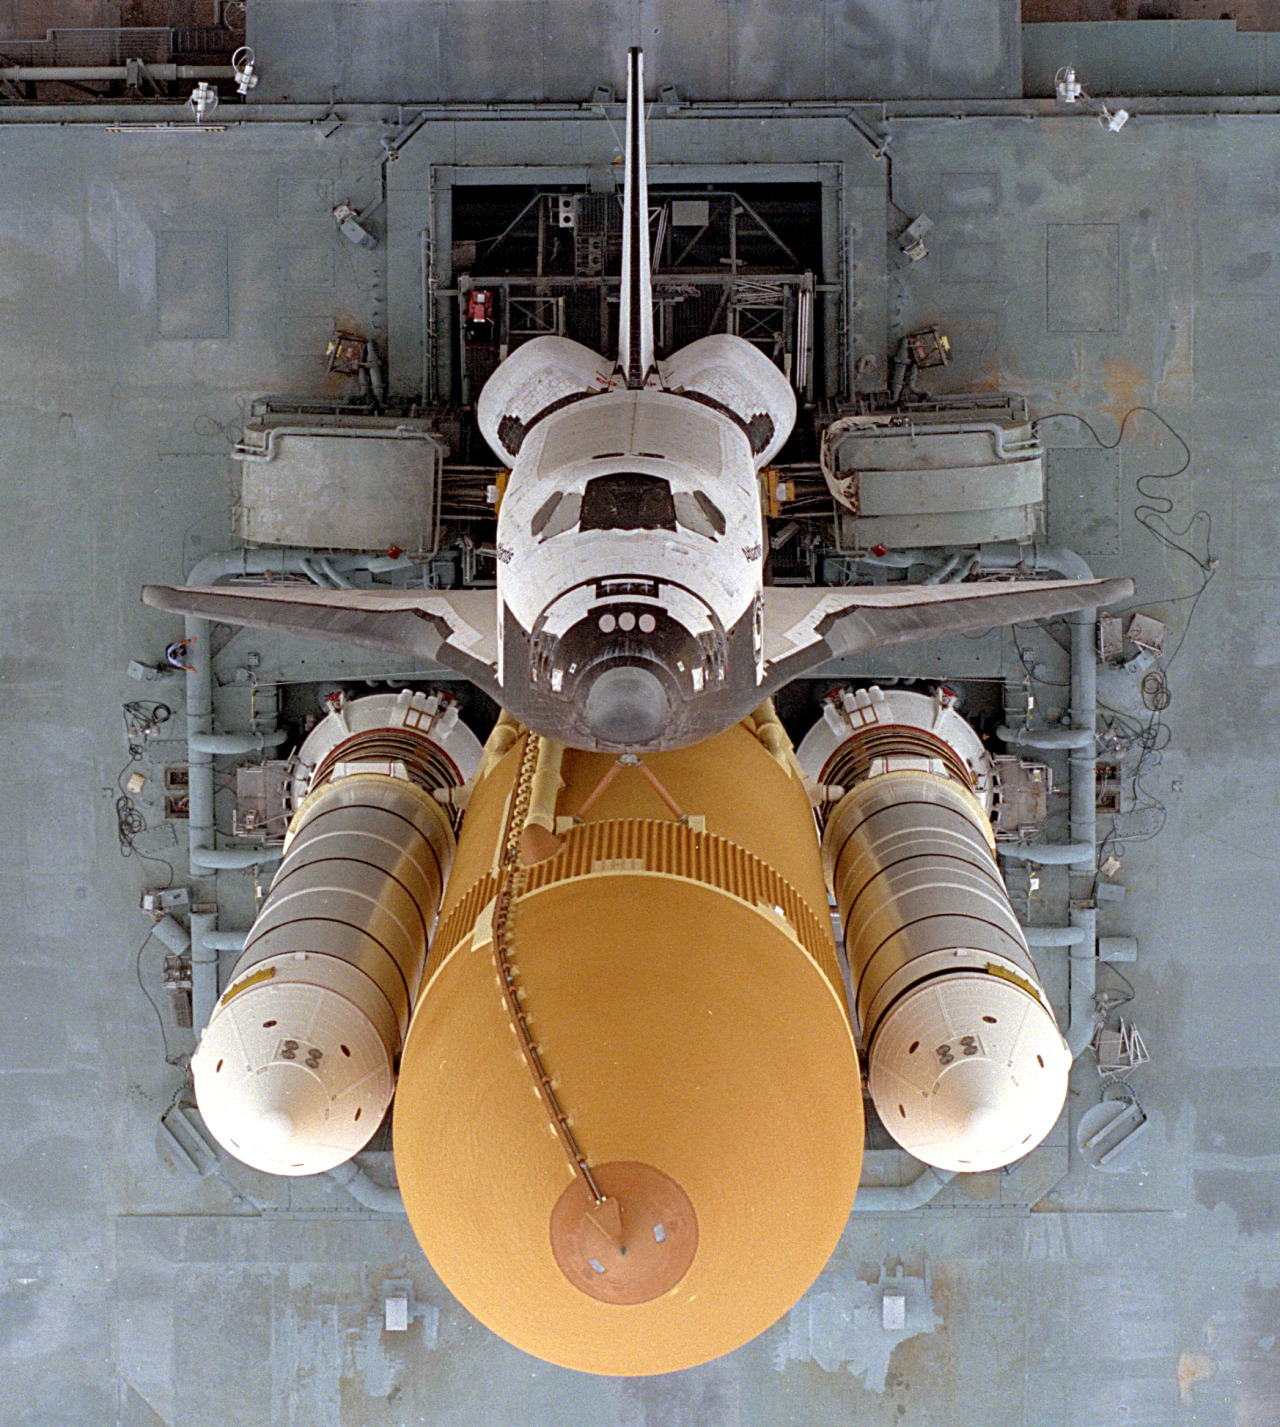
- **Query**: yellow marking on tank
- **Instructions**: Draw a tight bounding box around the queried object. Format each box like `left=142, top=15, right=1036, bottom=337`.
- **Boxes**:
left=218, top=965, right=275, bottom=1006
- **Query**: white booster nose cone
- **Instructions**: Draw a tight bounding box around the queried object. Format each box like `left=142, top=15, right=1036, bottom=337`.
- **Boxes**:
left=867, top=974, right=1072, bottom=1173
left=584, top=665, right=670, bottom=746
left=248, top=1106, right=298, bottom=1148
left=192, top=971, right=395, bottom=1177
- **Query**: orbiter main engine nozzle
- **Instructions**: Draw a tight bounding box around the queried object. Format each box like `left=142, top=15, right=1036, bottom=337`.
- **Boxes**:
left=799, top=686, right=1072, bottom=1174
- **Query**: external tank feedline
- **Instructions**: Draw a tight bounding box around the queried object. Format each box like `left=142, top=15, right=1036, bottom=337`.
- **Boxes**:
left=492, top=733, right=608, bottom=1208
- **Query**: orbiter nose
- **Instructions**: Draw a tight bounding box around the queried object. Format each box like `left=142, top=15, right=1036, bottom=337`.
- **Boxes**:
left=584, top=665, right=671, bottom=746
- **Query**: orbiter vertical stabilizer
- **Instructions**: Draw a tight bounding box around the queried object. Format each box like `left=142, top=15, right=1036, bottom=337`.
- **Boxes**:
left=618, top=46, right=655, bottom=389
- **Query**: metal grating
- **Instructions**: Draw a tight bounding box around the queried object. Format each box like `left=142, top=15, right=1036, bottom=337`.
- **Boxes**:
left=0, top=28, right=174, bottom=65
left=0, top=27, right=233, bottom=66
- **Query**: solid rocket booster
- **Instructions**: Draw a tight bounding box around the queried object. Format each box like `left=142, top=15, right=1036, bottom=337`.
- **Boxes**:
left=392, top=710, right=864, bottom=1376
left=191, top=691, right=479, bottom=1176
left=194, top=682, right=1068, bottom=1368
left=799, top=686, right=1071, bottom=1174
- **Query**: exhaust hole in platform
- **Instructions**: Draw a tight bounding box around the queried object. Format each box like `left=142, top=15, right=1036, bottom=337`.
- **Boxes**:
left=341, top=1045, right=351, bottom=1057
left=899, top=1104, right=906, bottom=1118
left=215, top=1059, right=223, bottom=1072
left=262, top=1019, right=277, bottom=1028
left=983, top=1015, right=997, bottom=1024
left=1036, top=1055, right=1045, bottom=1068
left=354, top=1107, right=362, bottom=1121
left=908, top=1041, right=919, bottom=1054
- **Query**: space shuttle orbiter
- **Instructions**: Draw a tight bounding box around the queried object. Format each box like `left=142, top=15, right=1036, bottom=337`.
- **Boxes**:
left=144, top=48, right=1131, bottom=753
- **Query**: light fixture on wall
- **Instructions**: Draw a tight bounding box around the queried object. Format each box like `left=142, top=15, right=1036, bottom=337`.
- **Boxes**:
left=231, top=47, right=259, bottom=97
left=1054, top=66, right=1129, bottom=133
left=187, top=81, right=218, bottom=124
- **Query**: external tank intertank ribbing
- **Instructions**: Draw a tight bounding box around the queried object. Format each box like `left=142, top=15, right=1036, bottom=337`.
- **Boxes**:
left=392, top=708, right=864, bottom=1376
left=797, top=685, right=1071, bottom=1175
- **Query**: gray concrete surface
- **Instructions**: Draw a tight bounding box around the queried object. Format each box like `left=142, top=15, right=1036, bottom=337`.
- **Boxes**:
left=246, top=0, right=1022, bottom=104
left=0, top=31, right=1277, bottom=1427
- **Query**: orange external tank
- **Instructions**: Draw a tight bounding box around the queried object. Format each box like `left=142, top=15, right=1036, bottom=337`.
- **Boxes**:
left=392, top=708, right=864, bottom=1375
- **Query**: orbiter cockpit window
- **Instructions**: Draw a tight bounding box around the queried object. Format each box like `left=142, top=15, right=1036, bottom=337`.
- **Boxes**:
left=531, top=491, right=582, bottom=540
left=673, top=491, right=727, bottom=539
left=579, top=473, right=677, bottom=532
left=692, top=491, right=727, bottom=535
left=530, top=492, right=562, bottom=536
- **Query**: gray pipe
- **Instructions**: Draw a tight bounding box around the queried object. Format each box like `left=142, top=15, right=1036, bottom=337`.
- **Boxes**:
left=318, top=556, right=354, bottom=589
left=178, top=545, right=440, bottom=1028
left=190, top=909, right=218, bottom=1033
left=195, top=846, right=283, bottom=871
left=185, top=609, right=217, bottom=874
left=327, top=1158, right=406, bottom=1214
left=0, top=64, right=233, bottom=82
left=1099, top=936, right=1138, bottom=961
left=151, top=914, right=190, bottom=955
left=1001, top=841, right=1094, bottom=867
left=182, top=547, right=418, bottom=881
left=913, top=421, right=1041, bottom=463
left=922, top=551, right=965, bottom=585
left=187, top=548, right=326, bottom=587
left=997, top=723, right=1096, bottom=750
left=200, top=929, right=249, bottom=953
left=1021, top=923, right=1088, bottom=948
left=943, top=555, right=978, bottom=583
left=849, top=546, right=949, bottom=571
left=1066, top=606, right=1099, bottom=1058
left=977, top=540, right=1095, bottom=582
left=298, top=556, right=331, bottom=587
left=185, top=547, right=418, bottom=588
left=851, top=1164, right=957, bottom=1213
left=980, top=542, right=1101, bottom=1056
left=233, top=424, right=433, bottom=463
left=189, top=729, right=288, bottom=755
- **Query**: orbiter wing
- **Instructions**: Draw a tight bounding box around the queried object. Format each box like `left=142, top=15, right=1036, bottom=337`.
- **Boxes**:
left=759, top=577, right=1134, bottom=695
left=141, top=584, right=501, bottom=702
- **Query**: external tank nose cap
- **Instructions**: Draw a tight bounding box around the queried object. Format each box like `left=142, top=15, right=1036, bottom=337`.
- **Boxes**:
left=584, top=666, right=671, bottom=746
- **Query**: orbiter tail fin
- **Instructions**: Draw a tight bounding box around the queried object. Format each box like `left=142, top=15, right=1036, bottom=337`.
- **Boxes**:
left=617, top=47, right=655, bottom=389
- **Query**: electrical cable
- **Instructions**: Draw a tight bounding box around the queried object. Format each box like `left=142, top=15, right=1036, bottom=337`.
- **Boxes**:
left=1095, top=961, right=1137, bottom=1012
left=134, top=930, right=188, bottom=1070
left=193, top=399, right=248, bottom=447
left=1031, top=405, right=1217, bottom=666
left=1010, top=405, right=1215, bottom=860
left=1009, top=622, right=1070, bottom=687
left=1140, top=667, right=1171, bottom=712
left=116, top=702, right=176, bottom=888
left=1095, top=684, right=1171, bottom=857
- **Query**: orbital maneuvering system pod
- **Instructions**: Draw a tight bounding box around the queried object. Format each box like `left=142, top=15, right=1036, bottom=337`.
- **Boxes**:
left=798, top=685, right=1072, bottom=1173
left=143, top=47, right=1132, bottom=755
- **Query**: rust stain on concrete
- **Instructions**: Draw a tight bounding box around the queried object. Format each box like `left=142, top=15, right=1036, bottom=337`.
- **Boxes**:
left=1176, top=1350, right=1216, bottom=1403
left=1099, top=356, right=1150, bottom=428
